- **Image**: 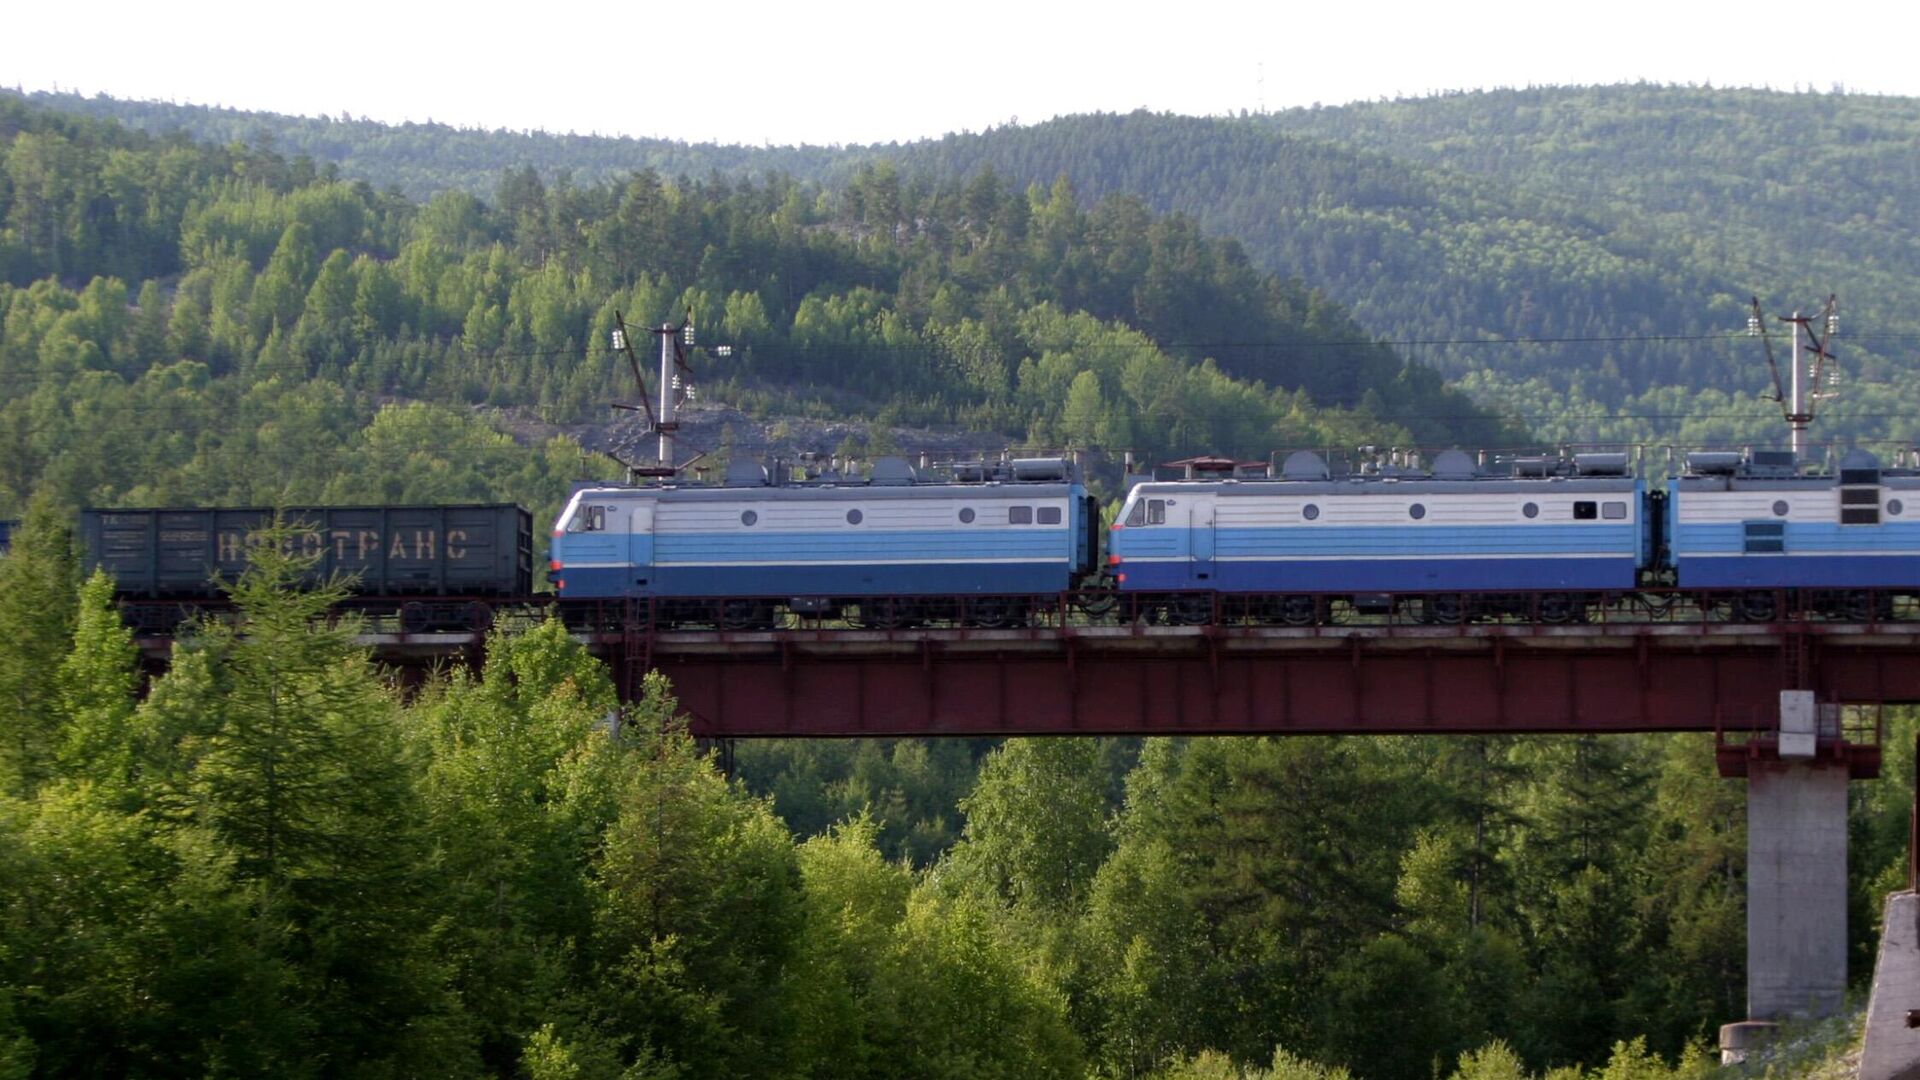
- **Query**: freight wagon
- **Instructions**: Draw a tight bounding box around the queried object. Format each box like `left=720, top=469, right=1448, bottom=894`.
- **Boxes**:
left=82, top=505, right=533, bottom=630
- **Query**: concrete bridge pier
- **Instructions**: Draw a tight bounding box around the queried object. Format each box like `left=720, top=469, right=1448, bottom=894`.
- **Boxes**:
left=1720, top=691, right=1858, bottom=1062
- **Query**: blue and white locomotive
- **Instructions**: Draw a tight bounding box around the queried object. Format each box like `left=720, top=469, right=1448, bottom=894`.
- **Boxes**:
left=547, top=443, right=1920, bottom=628
left=550, top=456, right=1100, bottom=627
left=1668, top=448, right=1920, bottom=619
left=1109, top=449, right=1646, bottom=623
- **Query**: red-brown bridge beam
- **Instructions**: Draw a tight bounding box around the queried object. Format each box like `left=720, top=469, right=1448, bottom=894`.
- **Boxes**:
left=635, top=625, right=1920, bottom=739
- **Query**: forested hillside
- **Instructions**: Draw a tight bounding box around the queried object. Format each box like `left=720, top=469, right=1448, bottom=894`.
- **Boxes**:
left=0, top=94, right=1505, bottom=522
left=41, top=85, right=1917, bottom=448
left=890, top=91, right=1920, bottom=446
left=4, top=89, right=843, bottom=200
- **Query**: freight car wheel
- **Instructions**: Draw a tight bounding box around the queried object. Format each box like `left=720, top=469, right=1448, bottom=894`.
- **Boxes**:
left=400, top=602, right=431, bottom=634
left=465, top=601, right=494, bottom=633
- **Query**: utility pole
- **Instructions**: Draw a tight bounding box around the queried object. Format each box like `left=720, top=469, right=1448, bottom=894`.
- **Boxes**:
left=608, top=309, right=733, bottom=480
left=656, top=320, right=679, bottom=466
left=1749, top=295, right=1839, bottom=463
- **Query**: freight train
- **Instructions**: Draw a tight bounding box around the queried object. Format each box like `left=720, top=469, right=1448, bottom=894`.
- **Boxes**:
left=39, top=445, right=1920, bottom=630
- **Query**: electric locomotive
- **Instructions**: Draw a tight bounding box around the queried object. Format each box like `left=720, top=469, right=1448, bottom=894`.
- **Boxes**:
left=1109, top=449, right=1648, bottom=624
left=1667, top=447, right=1920, bottom=620
left=549, top=456, right=1101, bottom=628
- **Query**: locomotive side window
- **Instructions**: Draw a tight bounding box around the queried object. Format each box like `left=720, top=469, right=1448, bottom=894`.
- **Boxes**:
left=569, top=505, right=607, bottom=532
left=1125, top=501, right=1146, bottom=527
left=1602, top=501, right=1627, bottom=520
left=1841, top=487, right=1880, bottom=525
left=1037, top=506, right=1062, bottom=525
left=1147, top=500, right=1166, bottom=525
left=1573, top=501, right=1597, bottom=520
left=1743, top=521, right=1785, bottom=554
left=1009, top=506, right=1033, bottom=525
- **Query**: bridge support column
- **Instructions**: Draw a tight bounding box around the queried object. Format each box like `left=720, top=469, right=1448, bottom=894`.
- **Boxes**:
left=1721, top=691, right=1851, bottom=1061
left=1745, top=758, right=1849, bottom=1019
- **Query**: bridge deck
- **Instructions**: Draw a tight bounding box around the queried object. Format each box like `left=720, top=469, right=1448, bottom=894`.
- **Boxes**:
left=124, top=596, right=1919, bottom=745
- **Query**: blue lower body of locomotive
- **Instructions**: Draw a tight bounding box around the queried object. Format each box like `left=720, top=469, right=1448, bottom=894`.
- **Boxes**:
left=1118, top=556, right=1639, bottom=593
left=1675, top=555, right=1920, bottom=589
left=559, top=560, right=1074, bottom=599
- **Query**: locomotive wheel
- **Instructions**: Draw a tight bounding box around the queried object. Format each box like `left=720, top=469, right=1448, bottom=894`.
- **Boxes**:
left=1538, top=593, right=1575, bottom=624
left=1171, top=594, right=1213, bottom=626
left=1831, top=591, right=1889, bottom=623
left=970, top=597, right=1029, bottom=629
left=1737, top=592, right=1779, bottom=623
left=1429, top=594, right=1466, bottom=625
left=1072, top=591, right=1117, bottom=621
left=1280, top=595, right=1319, bottom=627
left=720, top=599, right=773, bottom=631
left=862, top=599, right=909, bottom=630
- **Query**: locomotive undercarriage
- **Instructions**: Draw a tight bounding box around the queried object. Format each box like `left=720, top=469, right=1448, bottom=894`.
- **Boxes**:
left=1118, top=588, right=1918, bottom=628
left=122, top=587, right=1920, bottom=638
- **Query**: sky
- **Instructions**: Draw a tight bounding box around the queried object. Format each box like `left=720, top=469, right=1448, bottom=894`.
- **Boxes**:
left=6, top=0, right=1917, bottom=147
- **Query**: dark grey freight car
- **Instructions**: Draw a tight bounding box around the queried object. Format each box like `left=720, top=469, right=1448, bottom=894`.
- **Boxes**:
left=81, top=506, right=533, bottom=598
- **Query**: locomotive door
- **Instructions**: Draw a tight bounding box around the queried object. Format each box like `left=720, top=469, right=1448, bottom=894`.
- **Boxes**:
left=1189, top=500, right=1215, bottom=583
left=626, top=501, right=655, bottom=593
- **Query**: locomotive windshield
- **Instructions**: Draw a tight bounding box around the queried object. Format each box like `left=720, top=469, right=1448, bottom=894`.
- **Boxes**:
left=562, top=503, right=606, bottom=532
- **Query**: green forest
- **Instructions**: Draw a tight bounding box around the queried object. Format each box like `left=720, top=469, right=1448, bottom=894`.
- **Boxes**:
left=2, top=85, right=1918, bottom=1077
left=5, top=513, right=1913, bottom=1079
left=0, top=92, right=1509, bottom=529
left=36, top=84, right=1920, bottom=448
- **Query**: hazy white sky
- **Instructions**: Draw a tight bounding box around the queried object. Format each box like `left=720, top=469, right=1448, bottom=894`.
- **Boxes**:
left=7, top=0, right=1916, bottom=146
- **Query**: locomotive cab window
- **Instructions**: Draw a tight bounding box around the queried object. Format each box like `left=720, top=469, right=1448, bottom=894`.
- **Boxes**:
left=1009, top=506, right=1033, bottom=525
left=1147, top=499, right=1166, bottom=525
left=1572, top=501, right=1597, bottom=520
left=1125, top=501, right=1146, bottom=527
left=1037, top=506, right=1062, bottom=525
left=568, top=505, right=607, bottom=532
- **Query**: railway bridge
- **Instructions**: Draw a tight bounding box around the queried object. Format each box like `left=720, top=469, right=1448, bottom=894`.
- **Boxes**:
left=133, top=590, right=1920, bottom=1056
